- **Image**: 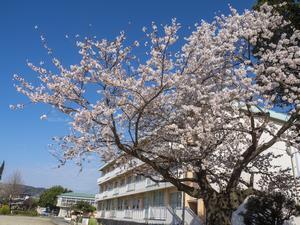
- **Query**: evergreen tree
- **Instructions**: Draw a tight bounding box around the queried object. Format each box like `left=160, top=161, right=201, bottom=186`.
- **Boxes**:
left=242, top=192, right=300, bottom=225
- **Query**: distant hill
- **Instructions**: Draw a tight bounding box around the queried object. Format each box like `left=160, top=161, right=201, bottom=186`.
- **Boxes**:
left=22, top=184, right=46, bottom=197
left=0, top=183, right=46, bottom=197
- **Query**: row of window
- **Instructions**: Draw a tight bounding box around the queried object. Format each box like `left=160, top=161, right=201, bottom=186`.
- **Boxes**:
left=98, top=191, right=182, bottom=210
left=60, top=198, right=95, bottom=206
left=100, top=174, right=145, bottom=192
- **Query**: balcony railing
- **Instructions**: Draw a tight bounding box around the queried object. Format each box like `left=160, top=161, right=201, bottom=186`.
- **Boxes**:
left=145, top=178, right=157, bottom=187
left=124, top=209, right=133, bottom=218
left=95, top=180, right=173, bottom=201
left=113, top=188, right=119, bottom=195
left=109, top=210, right=116, bottom=218
left=96, top=210, right=105, bottom=218
left=97, top=160, right=143, bottom=184
left=103, top=192, right=108, bottom=198
left=127, top=183, right=135, bottom=192
left=96, top=207, right=168, bottom=221
left=148, top=206, right=167, bottom=220
left=132, top=209, right=144, bottom=219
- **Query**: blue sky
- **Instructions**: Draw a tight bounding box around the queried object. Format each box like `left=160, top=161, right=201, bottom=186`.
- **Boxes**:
left=0, top=0, right=255, bottom=193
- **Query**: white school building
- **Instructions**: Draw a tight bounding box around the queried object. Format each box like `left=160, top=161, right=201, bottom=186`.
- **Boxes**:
left=95, top=111, right=300, bottom=225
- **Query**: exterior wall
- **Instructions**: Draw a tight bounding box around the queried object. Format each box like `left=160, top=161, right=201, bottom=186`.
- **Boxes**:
left=57, top=195, right=96, bottom=218
left=57, top=196, right=95, bottom=208
left=99, top=218, right=166, bottom=225
left=96, top=117, right=298, bottom=225
left=96, top=162, right=202, bottom=225
left=197, top=199, right=205, bottom=220
left=58, top=207, right=69, bottom=217
left=238, top=120, right=297, bottom=190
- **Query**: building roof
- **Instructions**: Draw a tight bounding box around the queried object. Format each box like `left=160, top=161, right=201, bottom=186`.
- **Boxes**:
left=98, top=159, right=115, bottom=171
left=57, top=192, right=95, bottom=199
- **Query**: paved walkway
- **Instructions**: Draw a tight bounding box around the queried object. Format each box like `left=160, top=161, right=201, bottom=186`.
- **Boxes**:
left=0, top=216, right=55, bottom=225
left=51, top=217, right=70, bottom=225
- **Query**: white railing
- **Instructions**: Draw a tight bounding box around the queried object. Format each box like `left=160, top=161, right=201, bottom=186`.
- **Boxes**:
left=103, top=191, right=108, bottom=198
left=96, top=181, right=173, bottom=201
left=97, top=208, right=173, bottom=222
left=148, top=206, right=167, bottom=220
left=95, top=193, right=102, bottom=200
left=96, top=210, right=105, bottom=218
left=127, top=183, right=135, bottom=192
left=97, top=167, right=122, bottom=184
left=185, top=207, right=203, bottom=225
left=132, top=209, right=144, bottom=220
left=171, top=207, right=203, bottom=225
left=104, top=210, right=111, bottom=218
left=145, top=178, right=157, bottom=187
left=113, top=188, right=119, bottom=195
left=124, top=209, right=133, bottom=218
left=116, top=210, right=125, bottom=218
left=109, top=210, right=116, bottom=218
left=97, top=160, right=144, bottom=184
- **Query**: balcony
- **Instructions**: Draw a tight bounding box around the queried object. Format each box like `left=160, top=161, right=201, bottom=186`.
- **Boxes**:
left=113, top=188, right=119, bottom=195
left=96, top=207, right=202, bottom=225
left=145, top=178, right=158, bottom=187
left=109, top=210, right=116, bottom=218
left=96, top=210, right=105, bottom=218
left=124, top=209, right=133, bottom=218
left=126, top=183, right=135, bottom=192
left=95, top=180, right=173, bottom=201
left=96, top=207, right=168, bottom=221
left=148, top=206, right=167, bottom=220
left=97, top=160, right=144, bottom=184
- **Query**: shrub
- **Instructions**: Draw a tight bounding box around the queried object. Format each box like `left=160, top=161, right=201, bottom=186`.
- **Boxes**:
left=0, top=205, right=10, bottom=215
left=241, top=192, right=300, bottom=225
left=88, top=218, right=98, bottom=225
left=13, top=210, right=38, bottom=216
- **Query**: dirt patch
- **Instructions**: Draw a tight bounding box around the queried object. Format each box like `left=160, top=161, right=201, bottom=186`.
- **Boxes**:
left=0, top=215, right=54, bottom=225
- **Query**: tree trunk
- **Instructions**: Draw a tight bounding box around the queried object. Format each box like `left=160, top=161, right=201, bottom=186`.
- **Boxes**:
left=204, top=191, right=242, bottom=225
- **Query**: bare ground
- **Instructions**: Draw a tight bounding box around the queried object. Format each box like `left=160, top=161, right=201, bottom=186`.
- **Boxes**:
left=0, top=216, right=54, bottom=225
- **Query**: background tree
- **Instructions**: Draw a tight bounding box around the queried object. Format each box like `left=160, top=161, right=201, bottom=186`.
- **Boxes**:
left=23, top=197, right=38, bottom=210
left=71, top=201, right=96, bottom=215
left=13, top=4, right=300, bottom=225
left=38, top=186, right=71, bottom=211
left=242, top=192, right=300, bottom=225
left=3, top=170, right=23, bottom=199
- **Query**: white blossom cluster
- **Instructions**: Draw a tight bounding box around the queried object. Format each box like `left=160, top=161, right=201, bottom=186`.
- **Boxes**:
left=13, top=4, right=300, bottom=196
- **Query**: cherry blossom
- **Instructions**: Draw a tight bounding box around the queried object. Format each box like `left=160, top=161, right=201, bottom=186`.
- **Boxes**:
left=13, top=4, right=300, bottom=225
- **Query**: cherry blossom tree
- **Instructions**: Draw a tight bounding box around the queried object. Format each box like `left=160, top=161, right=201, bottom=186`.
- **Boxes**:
left=12, top=4, right=300, bottom=225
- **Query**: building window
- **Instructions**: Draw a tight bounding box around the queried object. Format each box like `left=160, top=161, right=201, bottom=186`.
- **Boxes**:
left=120, top=178, right=125, bottom=186
left=153, top=191, right=164, bottom=207
left=170, top=192, right=182, bottom=209
left=127, top=176, right=132, bottom=184
left=117, top=199, right=123, bottom=210
left=132, top=199, right=140, bottom=210
left=135, top=175, right=142, bottom=182
left=124, top=200, right=129, bottom=209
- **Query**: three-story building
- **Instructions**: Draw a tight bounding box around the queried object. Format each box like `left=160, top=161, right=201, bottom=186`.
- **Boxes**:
left=95, top=111, right=300, bottom=225
left=95, top=159, right=204, bottom=225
